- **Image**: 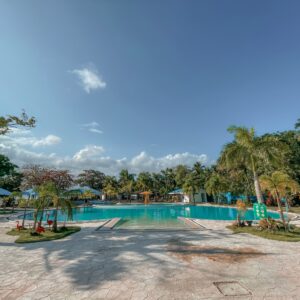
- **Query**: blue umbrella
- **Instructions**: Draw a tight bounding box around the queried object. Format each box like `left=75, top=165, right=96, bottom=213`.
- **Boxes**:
left=0, top=188, right=11, bottom=196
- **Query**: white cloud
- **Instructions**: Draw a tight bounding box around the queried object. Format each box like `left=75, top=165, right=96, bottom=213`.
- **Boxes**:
left=73, top=145, right=105, bottom=161
left=32, top=135, right=61, bottom=147
left=72, top=67, right=106, bottom=93
left=89, top=128, right=103, bottom=134
left=81, top=121, right=103, bottom=134
left=0, top=129, right=208, bottom=174
left=0, top=130, right=61, bottom=148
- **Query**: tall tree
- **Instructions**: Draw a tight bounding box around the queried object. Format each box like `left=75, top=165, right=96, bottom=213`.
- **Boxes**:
left=0, top=111, right=36, bottom=135
left=151, top=173, right=165, bottom=196
left=33, top=182, right=57, bottom=231
left=269, top=130, right=300, bottom=183
left=174, top=165, right=191, bottom=188
left=192, top=162, right=206, bottom=189
left=76, top=169, right=105, bottom=190
left=183, top=173, right=200, bottom=205
left=136, top=172, right=153, bottom=192
left=21, top=167, right=73, bottom=230
left=205, top=171, right=230, bottom=202
left=161, top=168, right=176, bottom=193
left=118, top=169, right=135, bottom=201
left=219, top=126, right=287, bottom=203
left=103, top=176, right=119, bottom=199
left=0, top=154, right=22, bottom=191
left=0, top=154, right=17, bottom=177
left=21, top=166, right=73, bottom=190
left=52, top=195, right=73, bottom=232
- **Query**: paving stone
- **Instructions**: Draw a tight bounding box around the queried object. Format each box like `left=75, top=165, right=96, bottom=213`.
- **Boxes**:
left=0, top=222, right=300, bottom=299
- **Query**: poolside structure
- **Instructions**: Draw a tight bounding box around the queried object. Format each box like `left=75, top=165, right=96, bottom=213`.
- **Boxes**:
left=168, top=188, right=207, bottom=203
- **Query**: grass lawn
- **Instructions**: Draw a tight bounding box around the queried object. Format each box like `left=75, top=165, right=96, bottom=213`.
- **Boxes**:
left=227, top=225, right=300, bottom=242
left=7, top=226, right=81, bottom=243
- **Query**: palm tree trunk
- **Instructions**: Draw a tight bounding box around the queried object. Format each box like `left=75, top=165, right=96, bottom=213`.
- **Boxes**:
left=22, top=199, right=29, bottom=228
left=253, top=171, right=264, bottom=204
left=33, top=208, right=39, bottom=231
left=53, top=204, right=58, bottom=232
left=275, top=192, right=286, bottom=229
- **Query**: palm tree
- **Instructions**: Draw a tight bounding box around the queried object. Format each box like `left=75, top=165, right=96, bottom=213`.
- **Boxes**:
left=205, top=172, right=229, bottom=203
left=136, top=172, right=153, bottom=192
left=52, top=195, right=73, bottom=232
left=260, top=171, right=300, bottom=228
left=119, top=169, right=135, bottom=202
left=33, top=182, right=56, bottom=231
left=220, top=126, right=287, bottom=203
left=103, top=176, right=119, bottom=200
left=183, top=173, right=200, bottom=205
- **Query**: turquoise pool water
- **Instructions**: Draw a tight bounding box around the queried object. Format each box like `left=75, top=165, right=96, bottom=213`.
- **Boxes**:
left=26, top=204, right=280, bottom=229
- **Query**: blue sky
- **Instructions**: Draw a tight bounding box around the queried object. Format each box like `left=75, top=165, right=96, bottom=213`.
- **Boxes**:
left=1, top=1, right=300, bottom=174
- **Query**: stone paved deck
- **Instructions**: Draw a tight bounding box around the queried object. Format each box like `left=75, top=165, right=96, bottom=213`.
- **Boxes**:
left=0, top=220, right=300, bottom=299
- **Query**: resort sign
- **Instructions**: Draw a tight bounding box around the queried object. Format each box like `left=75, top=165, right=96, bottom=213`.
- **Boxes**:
left=253, top=203, right=267, bottom=219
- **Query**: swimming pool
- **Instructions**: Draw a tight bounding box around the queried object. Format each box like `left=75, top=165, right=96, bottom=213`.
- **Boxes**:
left=26, top=204, right=280, bottom=229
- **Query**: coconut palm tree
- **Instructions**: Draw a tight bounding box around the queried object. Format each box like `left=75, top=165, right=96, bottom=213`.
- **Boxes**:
left=260, top=171, right=300, bottom=228
left=219, top=126, right=287, bottom=204
left=103, top=176, right=119, bottom=200
left=119, top=169, right=135, bottom=202
left=205, top=172, right=229, bottom=203
left=183, top=173, right=200, bottom=205
left=33, top=182, right=56, bottom=231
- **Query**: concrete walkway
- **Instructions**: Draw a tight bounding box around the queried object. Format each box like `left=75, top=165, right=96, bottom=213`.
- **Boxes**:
left=0, top=220, right=300, bottom=299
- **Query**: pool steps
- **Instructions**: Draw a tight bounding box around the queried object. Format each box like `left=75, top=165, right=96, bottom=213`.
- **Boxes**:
left=189, top=218, right=208, bottom=229
left=177, top=217, right=207, bottom=229
left=96, top=218, right=122, bottom=231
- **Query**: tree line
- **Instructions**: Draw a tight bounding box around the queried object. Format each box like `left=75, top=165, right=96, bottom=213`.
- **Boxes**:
left=1, top=112, right=300, bottom=229
left=1, top=113, right=300, bottom=206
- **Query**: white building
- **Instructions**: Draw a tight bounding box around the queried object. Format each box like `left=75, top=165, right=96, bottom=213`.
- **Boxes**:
left=168, top=188, right=207, bottom=203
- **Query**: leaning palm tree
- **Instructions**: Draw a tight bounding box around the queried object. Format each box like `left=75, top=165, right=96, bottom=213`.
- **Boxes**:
left=260, top=171, right=299, bottom=228
left=219, top=126, right=287, bottom=204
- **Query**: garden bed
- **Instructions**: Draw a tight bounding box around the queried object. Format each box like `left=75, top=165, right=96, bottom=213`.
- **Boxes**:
left=7, top=226, right=81, bottom=243
left=227, top=225, right=300, bottom=242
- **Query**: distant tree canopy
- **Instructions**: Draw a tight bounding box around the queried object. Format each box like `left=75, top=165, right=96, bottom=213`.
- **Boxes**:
left=0, top=111, right=36, bottom=135
left=21, top=165, right=73, bottom=191
left=1, top=116, right=300, bottom=203
left=76, top=169, right=106, bottom=190
left=0, top=154, right=22, bottom=191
